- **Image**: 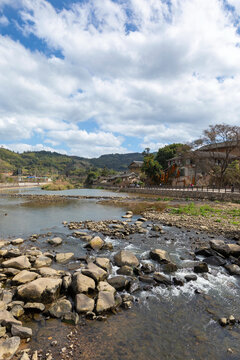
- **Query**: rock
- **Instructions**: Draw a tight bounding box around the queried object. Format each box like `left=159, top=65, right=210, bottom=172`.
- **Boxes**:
left=2, top=256, right=31, bottom=270
left=62, top=312, right=79, bottom=325
left=0, top=326, right=6, bottom=337
left=204, top=256, right=226, bottom=267
left=34, top=256, right=52, bottom=268
left=229, top=315, right=236, bottom=324
left=0, top=310, right=22, bottom=327
left=11, top=305, right=24, bottom=318
left=219, top=317, right=228, bottom=326
left=95, top=258, right=111, bottom=271
left=209, top=239, right=230, bottom=257
left=139, top=275, right=154, bottom=284
left=24, top=302, right=45, bottom=312
left=11, top=238, right=24, bottom=245
left=0, top=302, right=6, bottom=311
left=56, top=253, right=74, bottom=264
left=3, top=268, right=20, bottom=276
left=122, top=214, right=132, bottom=218
left=49, top=298, right=72, bottom=318
left=173, top=278, right=184, bottom=286
left=71, top=273, right=95, bottom=294
left=48, top=237, right=63, bottom=246
left=225, top=264, right=240, bottom=275
left=227, top=244, right=240, bottom=257
left=195, top=246, right=212, bottom=257
left=12, top=270, right=38, bottom=285
left=153, top=273, right=172, bottom=286
left=114, top=250, right=139, bottom=267
left=152, top=224, right=162, bottom=232
left=18, top=278, right=62, bottom=303
left=141, top=263, right=155, bottom=274
left=96, top=291, right=115, bottom=313
left=194, top=263, right=209, bottom=273
left=128, top=280, right=140, bottom=293
left=0, top=240, right=10, bottom=249
left=75, top=294, right=94, bottom=313
left=11, top=324, right=32, bottom=338
left=107, top=276, right=129, bottom=291
left=162, top=262, right=178, bottom=273
left=4, top=249, right=21, bottom=258
left=32, top=350, right=38, bottom=360
left=38, top=267, right=59, bottom=278
left=1, top=290, right=13, bottom=304
left=150, top=249, right=171, bottom=263
left=185, top=274, right=197, bottom=282
left=97, top=281, right=116, bottom=294
left=117, top=265, right=133, bottom=276
left=82, top=263, right=107, bottom=282
left=62, top=275, right=72, bottom=291
left=88, top=236, right=104, bottom=250
left=20, top=352, right=30, bottom=360
left=0, top=336, right=20, bottom=360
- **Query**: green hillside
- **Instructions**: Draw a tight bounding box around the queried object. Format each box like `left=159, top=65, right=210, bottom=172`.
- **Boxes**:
left=0, top=148, right=144, bottom=176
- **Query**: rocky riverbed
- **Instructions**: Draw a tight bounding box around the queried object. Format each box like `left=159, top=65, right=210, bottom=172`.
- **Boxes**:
left=0, top=206, right=240, bottom=359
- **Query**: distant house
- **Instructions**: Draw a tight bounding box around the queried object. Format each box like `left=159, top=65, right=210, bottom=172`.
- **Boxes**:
left=167, top=150, right=239, bottom=186
left=128, top=161, right=143, bottom=174
left=95, top=172, right=139, bottom=187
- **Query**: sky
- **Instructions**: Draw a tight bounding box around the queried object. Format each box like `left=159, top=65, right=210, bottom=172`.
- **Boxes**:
left=0, top=0, right=240, bottom=158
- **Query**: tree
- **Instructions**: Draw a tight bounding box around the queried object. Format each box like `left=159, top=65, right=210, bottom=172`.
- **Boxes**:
left=194, top=124, right=240, bottom=186
left=155, top=144, right=186, bottom=169
left=142, top=154, right=162, bottom=184
left=224, top=160, right=240, bottom=186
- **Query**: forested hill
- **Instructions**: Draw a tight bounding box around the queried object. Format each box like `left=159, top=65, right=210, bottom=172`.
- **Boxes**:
left=0, top=148, right=144, bottom=175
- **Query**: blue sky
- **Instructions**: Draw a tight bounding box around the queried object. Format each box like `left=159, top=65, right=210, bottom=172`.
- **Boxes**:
left=0, top=0, right=240, bottom=158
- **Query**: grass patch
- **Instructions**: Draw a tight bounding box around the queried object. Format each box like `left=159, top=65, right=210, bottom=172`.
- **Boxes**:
left=41, top=181, right=75, bottom=191
left=169, top=202, right=222, bottom=216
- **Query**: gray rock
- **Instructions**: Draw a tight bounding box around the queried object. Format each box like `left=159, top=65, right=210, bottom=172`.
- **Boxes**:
left=34, top=256, right=52, bottom=268
left=95, top=258, right=111, bottom=271
left=62, top=275, right=72, bottom=291
left=89, top=236, right=104, bottom=250
left=11, top=238, right=24, bottom=245
left=194, top=263, right=209, bottom=273
left=0, top=290, right=13, bottom=304
left=162, top=262, right=178, bottom=273
left=82, top=263, right=107, bottom=282
left=97, top=281, right=116, bottom=294
left=114, top=250, right=139, bottom=267
left=62, top=312, right=79, bottom=325
left=225, top=264, right=240, bottom=275
left=0, top=336, right=20, bottom=360
left=11, top=305, right=24, bottom=318
left=48, top=237, right=63, bottom=246
left=20, top=352, right=30, bottom=360
left=150, top=249, right=171, bottom=263
left=117, top=265, right=134, bottom=276
left=75, top=294, right=94, bottom=313
left=4, top=249, right=21, bottom=258
left=12, top=270, right=38, bottom=285
left=185, top=274, right=197, bottom=282
left=153, top=273, right=172, bottom=285
left=107, top=276, right=129, bottom=291
left=18, top=278, right=62, bottom=303
left=49, top=298, right=72, bottom=318
left=0, top=301, right=7, bottom=311
left=227, top=244, right=240, bottom=257
left=0, top=326, right=6, bottom=337
left=209, top=239, right=230, bottom=257
left=0, top=310, right=22, bottom=327
left=71, top=273, right=95, bottom=294
left=96, top=291, right=115, bottom=313
left=204, top=256, right=226, bottom=266
left=11, top=324, right=32, bottom=338
left=141, top=263, right=155, bottom=274
left=24, top=302, right=45, bottom=312
left=38, top=267, right=59, bottom=278
left=2, top=268, right=20, bottom=276
left=2, top=256, right=31, bottom=270
left=56, top=253, right=74, bottom=264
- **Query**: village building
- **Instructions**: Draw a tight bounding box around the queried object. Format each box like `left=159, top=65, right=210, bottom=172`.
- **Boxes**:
left=128, top=161, right=143, bottom=174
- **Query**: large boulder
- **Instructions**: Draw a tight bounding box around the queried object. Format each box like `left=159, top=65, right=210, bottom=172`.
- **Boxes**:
left=2, top=256, right=31, bottom=270
left=89, top=236, right=104, bottom=250
left=97, top=281, right=116, bottom=294
left=107, top=276, right=129, bottom=291
left=95, top=258, right=111, bottom=271
left=38, top=267, right=60, bottom=278
left=82, top=263, right=107, bottom=282
left=34, top=256, right=52, bottom=268
left=0, top=310, right=22, bottom=327
left=56, top=253, right=74, bottom=264
left=12, top=270, right=38, bottom=285
left=24, top=303, right=45, bottom=312
left=49, top=298, right=72, bottom=318
left=71, top=273, right=95, bottom=294
left=225, top=264, right=240, bottom=275
left=11, top=238, right=24, bottom=245
left=114, top=250, right=139, bottom=267
left=194, top=262, right=209, bottom=273
left=117, top=265, right=133, bottom=276
left=150, top=249, right=171, bottom=263
left=96, top=291, right=115, bottom=313
left=209, top=239, right=230, bottom=257
left=17, top=278, right=62, bottom=303
left=227, top=244, right=240, bottom=257
left=204, top=256, right=226, bottom=267
left=48, top=237, right=63, bottom=246
left=75, top=294, right=94, bottom=313
left=0, top=336, right=20, bottom=360
left=153, top=273, right=172, bottom=286
left=11, top=324, right=32, bottom=339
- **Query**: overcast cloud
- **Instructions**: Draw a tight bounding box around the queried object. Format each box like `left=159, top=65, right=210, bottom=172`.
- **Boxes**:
left=0, top=0, right=240, bottom=157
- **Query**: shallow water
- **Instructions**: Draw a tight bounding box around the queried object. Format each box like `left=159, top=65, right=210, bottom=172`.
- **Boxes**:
left=1, top=188, right=240, bottom=360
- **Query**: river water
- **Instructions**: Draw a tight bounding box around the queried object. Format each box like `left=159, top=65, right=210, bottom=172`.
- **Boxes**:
left=0, top=188, right=240, bottom=360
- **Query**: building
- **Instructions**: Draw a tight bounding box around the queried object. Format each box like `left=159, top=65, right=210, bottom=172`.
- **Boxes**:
left=128, top=161, right=143, bottom=174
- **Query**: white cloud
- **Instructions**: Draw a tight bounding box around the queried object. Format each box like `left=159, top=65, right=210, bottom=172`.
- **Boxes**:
left=0, top=15, right=8, bottom=25
left=0, top=0, right=240, bottom=156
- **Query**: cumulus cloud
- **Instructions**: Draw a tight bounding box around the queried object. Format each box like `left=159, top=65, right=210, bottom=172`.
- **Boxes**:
left=0, top=0, right=240, bottom=156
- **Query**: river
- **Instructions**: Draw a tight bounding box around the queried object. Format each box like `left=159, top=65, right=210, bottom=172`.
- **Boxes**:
left=0, top=188, right=240, bottom=360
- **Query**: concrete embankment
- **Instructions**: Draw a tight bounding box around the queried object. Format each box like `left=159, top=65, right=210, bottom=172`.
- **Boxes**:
left=99, top=186, right=240, bottom=201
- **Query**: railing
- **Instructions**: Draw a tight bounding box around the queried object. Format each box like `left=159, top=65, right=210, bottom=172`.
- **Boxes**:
left=131, top=185, right=240, bottom=193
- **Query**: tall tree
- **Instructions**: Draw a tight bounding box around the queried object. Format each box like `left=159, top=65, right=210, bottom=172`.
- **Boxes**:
left=155, top=144, right=185, bottom=169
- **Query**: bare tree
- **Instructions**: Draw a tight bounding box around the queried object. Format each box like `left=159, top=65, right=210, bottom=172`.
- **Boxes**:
left=194, top=124, right=240, bottom=186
